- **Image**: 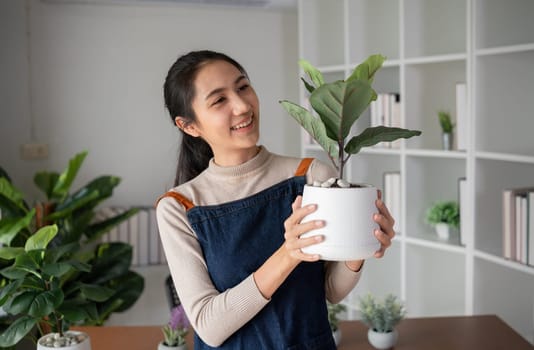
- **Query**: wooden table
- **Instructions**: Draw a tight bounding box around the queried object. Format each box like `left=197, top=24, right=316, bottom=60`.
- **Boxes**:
left=74, top=315, right=533, bottom=350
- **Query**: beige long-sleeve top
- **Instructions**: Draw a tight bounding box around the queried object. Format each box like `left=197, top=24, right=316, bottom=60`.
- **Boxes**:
left=156, top=146, right=362, bottom=347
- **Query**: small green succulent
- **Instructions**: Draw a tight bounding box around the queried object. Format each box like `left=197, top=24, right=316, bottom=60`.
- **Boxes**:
left=437, top=111, right=454, bottom=134
left=359, top=293, right=406, bottom=333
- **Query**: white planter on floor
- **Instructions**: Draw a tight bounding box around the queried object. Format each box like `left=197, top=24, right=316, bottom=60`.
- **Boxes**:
left=300, top=184, right=380, bottom=261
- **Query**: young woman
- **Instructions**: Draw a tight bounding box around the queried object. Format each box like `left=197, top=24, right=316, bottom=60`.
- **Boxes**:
left=156, top=50, right=395, bottom=349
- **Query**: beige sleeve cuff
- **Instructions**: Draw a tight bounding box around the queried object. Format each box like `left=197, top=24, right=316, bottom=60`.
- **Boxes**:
left=324, top=261, right=363, bottom=304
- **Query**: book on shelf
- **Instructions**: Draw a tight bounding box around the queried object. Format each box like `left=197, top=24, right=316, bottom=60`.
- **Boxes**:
left=383, top=172, right=401, bottom=232
left=458, top=177, right=469, bottom=246
left=502, top=187, right=534, bottom=264
left=529, top=191, right=534, bottom=266
left=370, top=93, right=401, bottom=149
left=455, top=83, right=467, bottom=151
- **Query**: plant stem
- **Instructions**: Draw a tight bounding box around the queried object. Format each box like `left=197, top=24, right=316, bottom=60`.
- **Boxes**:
left=338, top=141, right=345, bottom=180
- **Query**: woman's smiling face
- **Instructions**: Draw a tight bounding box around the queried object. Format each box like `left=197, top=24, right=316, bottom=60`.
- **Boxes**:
left=178, top=59, right=260, bottom=166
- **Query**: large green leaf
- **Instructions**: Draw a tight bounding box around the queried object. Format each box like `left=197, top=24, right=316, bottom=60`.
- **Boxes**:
left=46, top=189, right=99, bottom=221
left=95, top=298, right=124, bottom=325
left=0, top=178, right=28, bottom=217
left=33, top=172, right=60, bottom=200
left=13, top=251, right=44, bottom=278
left=279, top=100, right=338, bottom=160
left=0, top=315, right=37, bottom=348
left=80, top=283, right=115, bottom=302
left=44, top=242, right=80, bottom=264
left=7, top=289, right=64, bottom=318
left=0, top=279, right=22, bottom=306
left=0, top=266, right=28, bottom=280
left=85, top=208, right=139, bottom=242
left=0, top=209, right=35, bottom=246
left=82, top=243, right=132, bottom=285
left=58, top=300, right=98, bottom=324
left=106, top=270, right=144, bottom=312
left=345, top=126, right=422, bottom=154
left=50, top=151, right=88, bottom=200
left=0, top=247, right=24, bottom=261
left=41, top=262, right=73, bottom=278
left=298, top=59, right=324, bottom=91
left=347, top=54, right=386, bottom=84
left=49, top=176, right=121, bottom=221
left=310, top=79, right=374, bottom=141
left=25, top=225, right=58, bottom=251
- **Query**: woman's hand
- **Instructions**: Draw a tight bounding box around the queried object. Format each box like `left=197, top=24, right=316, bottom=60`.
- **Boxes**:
left=372, top=189, right=395, bottom=258
left=282, top=195, right=325, bottom=263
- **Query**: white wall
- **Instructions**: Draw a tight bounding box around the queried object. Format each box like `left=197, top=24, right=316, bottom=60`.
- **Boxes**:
left=0, top=0, right=300, bottom=206
left=0, top=0, right=299, bottom=326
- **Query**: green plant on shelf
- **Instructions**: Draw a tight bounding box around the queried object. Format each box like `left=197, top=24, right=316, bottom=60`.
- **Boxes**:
left=425, top=200, right=460, bottom=229
left=437, top=110, right=454, bottom=134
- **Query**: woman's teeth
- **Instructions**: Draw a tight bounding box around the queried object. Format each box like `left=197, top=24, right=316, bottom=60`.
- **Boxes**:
left=231, top=117, right=253, bottom=130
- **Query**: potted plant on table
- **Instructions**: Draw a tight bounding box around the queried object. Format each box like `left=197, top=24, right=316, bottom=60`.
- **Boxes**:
left=437, top=110, right=454, bottom=150
left=425, top=200, right=460, bottom=240
left=0, top=151, right=144, bottom=349
left=159, top=304, right=190, bottom=350
left=359, top=293, right=406, bottom=350
left=327, top=301, right=346, bottom=347
left=280, top=54, right=421, bottom=260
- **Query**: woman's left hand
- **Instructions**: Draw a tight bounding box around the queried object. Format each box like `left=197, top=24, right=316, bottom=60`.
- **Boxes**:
left=372, top=189, right=395, bottom=258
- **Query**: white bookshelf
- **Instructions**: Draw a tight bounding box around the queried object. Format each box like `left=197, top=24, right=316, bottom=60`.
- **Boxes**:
left=297, top=0, right=534, bottom=343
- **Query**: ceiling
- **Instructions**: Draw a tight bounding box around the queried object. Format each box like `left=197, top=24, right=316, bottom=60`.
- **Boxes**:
left=42, top=0, right=298, bottom=9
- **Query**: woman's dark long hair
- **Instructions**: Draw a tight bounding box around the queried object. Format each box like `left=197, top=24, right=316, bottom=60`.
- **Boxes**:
left=163, top=50, right=248, bottom=186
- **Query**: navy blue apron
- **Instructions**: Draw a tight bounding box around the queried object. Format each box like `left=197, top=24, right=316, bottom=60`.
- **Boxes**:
left=162, top=158, right=335, bottom=350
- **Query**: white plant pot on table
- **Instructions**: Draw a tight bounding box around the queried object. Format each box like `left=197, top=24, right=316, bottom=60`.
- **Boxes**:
left=37, top=331, right=91, bottom=350
left=367, top=329, right=398, bottom=349
left=300, top=184, right=380, bottom=261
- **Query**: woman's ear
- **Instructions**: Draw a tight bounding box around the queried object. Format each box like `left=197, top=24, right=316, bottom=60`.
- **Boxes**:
left=175, top=117, right=200, bottom=137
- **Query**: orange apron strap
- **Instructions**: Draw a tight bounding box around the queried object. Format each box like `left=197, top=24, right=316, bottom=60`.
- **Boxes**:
left=155, top=191, right=195, bottom=211
left=294, top=158, right=314, bottom=177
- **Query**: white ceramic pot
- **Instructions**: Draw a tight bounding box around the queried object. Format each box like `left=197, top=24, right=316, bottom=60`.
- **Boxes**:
left=37, top=331, right=91, bottom=350
left=367, top=329, right=398, bottom=350
left=300, top=184, right=380, bottom=261
left=435, top=223, right=450, bottom=240
left=157, top=341, right=187, bottom=350
left=332, top=328, right=341, bottom=347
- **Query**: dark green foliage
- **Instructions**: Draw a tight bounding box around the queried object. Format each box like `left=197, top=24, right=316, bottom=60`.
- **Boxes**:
left=0, top=152, right=144, bottom=347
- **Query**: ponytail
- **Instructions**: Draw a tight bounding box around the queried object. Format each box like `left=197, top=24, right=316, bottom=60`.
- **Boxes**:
left=175, top=133, right=213, bottom=186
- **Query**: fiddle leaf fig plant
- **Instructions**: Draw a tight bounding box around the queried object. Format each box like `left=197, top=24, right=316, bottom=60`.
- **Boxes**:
left=0, top=151, right=144, bottom=348
left=280, top=54, right=422, bottom=180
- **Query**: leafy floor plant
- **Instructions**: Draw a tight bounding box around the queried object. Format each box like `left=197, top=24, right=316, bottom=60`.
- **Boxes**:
left=0, top=151, right=144, bottom=347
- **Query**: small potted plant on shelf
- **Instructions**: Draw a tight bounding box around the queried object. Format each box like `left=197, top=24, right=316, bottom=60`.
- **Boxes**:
left=159, top=304, right=190, bottom=350
left=437, top=110, right=454, bottom=150
left=0, top=151, right=144, bottom=349
left=327, top=301, right=346, bottom=347
left=280, top=55, right=421, bottom=261
left=425, top=200, right=460, bottom=240
left=359, top=293, right=406, bottom=350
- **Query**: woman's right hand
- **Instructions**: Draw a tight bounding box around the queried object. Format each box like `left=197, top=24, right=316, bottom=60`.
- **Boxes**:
left=282, top=195, right=325, bottom=262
